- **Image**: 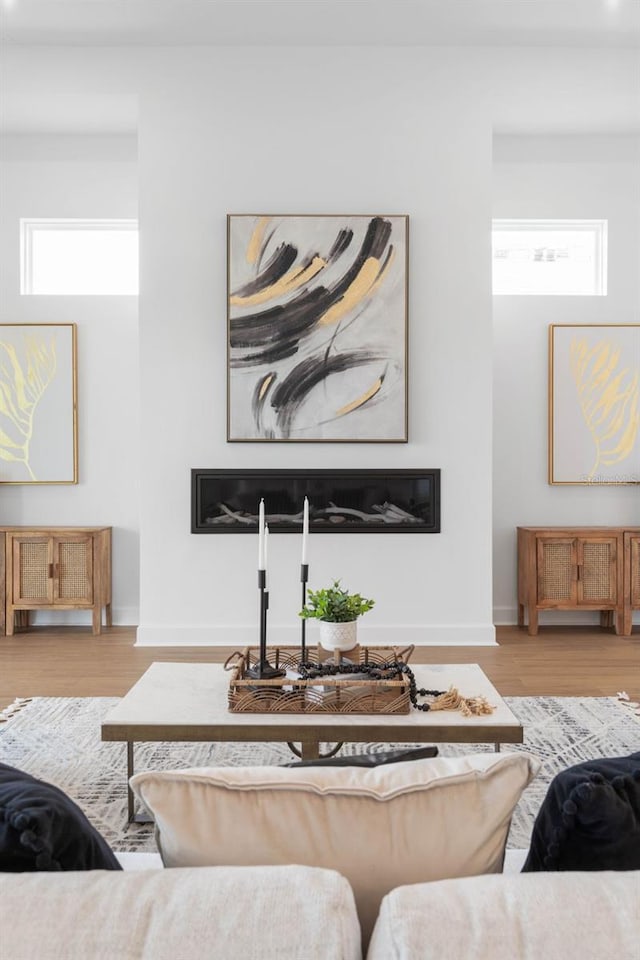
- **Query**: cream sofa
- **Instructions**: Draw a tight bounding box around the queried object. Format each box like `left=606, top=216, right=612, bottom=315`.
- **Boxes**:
left=1, top=858, right=638, bottom=960
left=3, top=753, right=637, bottom=959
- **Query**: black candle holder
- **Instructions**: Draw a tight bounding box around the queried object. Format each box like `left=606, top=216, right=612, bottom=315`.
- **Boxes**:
left=246, top=569, right=285, bottom=679
left=300, top=562, right=309, bottom=666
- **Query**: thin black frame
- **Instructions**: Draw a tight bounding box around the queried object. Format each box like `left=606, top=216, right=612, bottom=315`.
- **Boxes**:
left=191, top=468, right=440, bottom=534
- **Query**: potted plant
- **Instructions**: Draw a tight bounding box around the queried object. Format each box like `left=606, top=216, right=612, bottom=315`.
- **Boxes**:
left=299, top=579, right=375, bottom=651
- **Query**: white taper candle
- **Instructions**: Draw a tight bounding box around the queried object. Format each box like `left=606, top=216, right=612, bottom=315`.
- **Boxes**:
left=258, top=498, right=265, bottom=570
left=301, top=497, right=309, bottom=564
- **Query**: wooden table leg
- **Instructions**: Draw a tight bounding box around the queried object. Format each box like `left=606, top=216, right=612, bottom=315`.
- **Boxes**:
left=300, top=740, right=320, bottom=761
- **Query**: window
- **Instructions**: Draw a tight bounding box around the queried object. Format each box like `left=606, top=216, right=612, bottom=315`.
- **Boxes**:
left=21, top=219, right=138, bottom=295
left=492, top=219, right=607, bottom=296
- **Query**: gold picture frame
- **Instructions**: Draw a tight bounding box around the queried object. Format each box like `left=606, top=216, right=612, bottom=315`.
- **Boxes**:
left=0, top=323, right=78, bottom=484
left=227, top=214, right=409, bottom=442
left=549, top=323, right=640, bottom=485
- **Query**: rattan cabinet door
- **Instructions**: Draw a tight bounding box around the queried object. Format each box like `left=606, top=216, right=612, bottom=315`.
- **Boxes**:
left=577, top=537, right=618, bottom=606
left=536, top=538, right=577, bottom=607
left=52, top=536, right=93, bottom=605
left=11, top=535, right=54, bottom=605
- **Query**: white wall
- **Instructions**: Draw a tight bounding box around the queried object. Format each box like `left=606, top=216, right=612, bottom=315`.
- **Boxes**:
left=136, top=47, right=495, bottom=646
left=492, top=134, right=640, bottom=625
left=0, top=134, right=140, bottom=624
left=1, top=45, right=638, bottom=644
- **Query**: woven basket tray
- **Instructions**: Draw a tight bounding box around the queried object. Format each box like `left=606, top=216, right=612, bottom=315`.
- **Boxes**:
left=226, top=644, right=414, bottom=715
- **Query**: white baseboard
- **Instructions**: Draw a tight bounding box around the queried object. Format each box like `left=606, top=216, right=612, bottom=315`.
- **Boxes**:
left=135, top=623, right=497, bottom=646
left=26, top=607, right=139, bottom=627
left=493, top=605, right=640, bottom=626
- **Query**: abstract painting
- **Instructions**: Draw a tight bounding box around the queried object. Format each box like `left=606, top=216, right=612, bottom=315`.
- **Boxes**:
left=549, top=324, right=640, bottom=484
left=227, top=214, right=408, bottom=441
left=0, top=323, right=77, bottom=483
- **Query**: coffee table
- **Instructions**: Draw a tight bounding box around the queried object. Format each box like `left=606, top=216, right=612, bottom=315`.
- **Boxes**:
left=101, top=661, right=523, bottom=822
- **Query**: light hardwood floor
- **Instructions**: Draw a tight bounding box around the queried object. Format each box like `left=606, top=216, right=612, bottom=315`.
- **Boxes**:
left=0, top=624, right=638, bottom=710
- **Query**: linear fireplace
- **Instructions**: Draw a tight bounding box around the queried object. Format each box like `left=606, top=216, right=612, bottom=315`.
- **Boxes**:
left=191, top=469, right=440, bottom=534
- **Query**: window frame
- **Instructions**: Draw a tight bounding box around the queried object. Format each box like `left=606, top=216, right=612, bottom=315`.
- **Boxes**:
left=20, top=217, right=139, bottom=296
left=492, top=218, right=608, bottom=296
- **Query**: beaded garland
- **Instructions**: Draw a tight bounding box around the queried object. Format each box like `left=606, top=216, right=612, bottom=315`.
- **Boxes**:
left=297, top=660, right=446, bottom=711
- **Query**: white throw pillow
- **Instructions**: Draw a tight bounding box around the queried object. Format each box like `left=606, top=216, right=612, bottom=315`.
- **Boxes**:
left=131, top=752, right=539, bottom=946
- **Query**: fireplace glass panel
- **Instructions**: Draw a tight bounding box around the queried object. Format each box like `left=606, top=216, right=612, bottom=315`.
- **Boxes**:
left=192, top=470, right=440, bottom=534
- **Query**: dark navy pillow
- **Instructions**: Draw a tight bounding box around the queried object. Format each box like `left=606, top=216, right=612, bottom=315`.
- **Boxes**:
left=0, top=763, right=121, bottom=872
left=282, top=745, right=438, bottom=768
left=522, top=752, right=640, bottom=872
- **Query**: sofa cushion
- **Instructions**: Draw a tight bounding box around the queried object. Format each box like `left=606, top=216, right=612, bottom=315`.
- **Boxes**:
left=522, top=752, right=640, bottom=872
left=131, top=751, right=539, bottom=946
left=0, top=864, right=361, bottom=960
left=366, top=871, right=640, bottom=960
left=0, top=763, right=121, bottom=872
left=282, top=744, right=438, bottom=767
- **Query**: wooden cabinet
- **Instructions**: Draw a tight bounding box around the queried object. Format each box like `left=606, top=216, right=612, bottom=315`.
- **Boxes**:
left=624, top=530, right=640, bottom=636
left=1, top=527, right=111, bottom=636
left=517, top=527, right=639, bottom=636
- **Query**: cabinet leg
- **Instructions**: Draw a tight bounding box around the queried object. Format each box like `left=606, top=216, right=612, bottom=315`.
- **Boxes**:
left=92, top=607, right=102, bottom=636
left=6, top=609, right=14, bottom=636
left=614, top=610, right=626, bottom=636
left=517, top=603, right=525, bottom=628
left=527, top=607, right=539, bottom=636
left=105, top=603, right=112, bottom=628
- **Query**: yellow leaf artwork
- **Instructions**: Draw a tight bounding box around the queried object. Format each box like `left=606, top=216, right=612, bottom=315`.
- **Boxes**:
left=0, top=334, right=58, bottom=481
left=570, top=337, right=640, bottom=480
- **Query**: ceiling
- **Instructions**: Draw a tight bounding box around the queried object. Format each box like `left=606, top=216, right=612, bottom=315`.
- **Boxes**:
left=1, top=1, right=637, bottom=135
left=1, top=0, right=639, bottom=48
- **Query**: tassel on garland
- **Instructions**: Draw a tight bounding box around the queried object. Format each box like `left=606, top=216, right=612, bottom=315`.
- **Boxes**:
left=428, top=685, right=495, bottom=717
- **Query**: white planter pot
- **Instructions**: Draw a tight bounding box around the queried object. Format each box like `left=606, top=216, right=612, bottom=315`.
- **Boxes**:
left=318, top=620, right=358, bottom=652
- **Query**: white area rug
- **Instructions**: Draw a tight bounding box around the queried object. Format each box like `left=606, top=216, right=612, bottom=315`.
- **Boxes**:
left=1, top=696, right=638, bottom=853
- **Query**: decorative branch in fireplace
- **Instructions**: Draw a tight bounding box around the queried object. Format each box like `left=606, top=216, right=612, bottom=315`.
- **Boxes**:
left=191, top=469, right=440, bottom=534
